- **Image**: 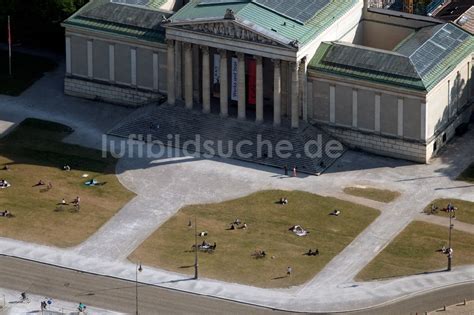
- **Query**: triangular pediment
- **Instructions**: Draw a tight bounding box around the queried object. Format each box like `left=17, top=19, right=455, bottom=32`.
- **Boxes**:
left=166, top=19, right=298, bottom=50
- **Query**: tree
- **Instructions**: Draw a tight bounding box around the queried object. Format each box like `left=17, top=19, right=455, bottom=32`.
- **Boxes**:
left=0, top=0, right=89, bottom=50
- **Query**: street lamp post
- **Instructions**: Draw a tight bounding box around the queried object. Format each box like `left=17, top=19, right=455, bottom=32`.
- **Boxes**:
left=136, top=262, right=142, bottom=315
left=194, top=215, right=199, bottom=279
left=447, top=211, right=454, bottom=271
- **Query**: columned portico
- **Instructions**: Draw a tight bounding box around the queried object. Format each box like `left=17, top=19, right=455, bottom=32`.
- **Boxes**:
left=164, top=17, right=305, bottom=128
left=237, top=52, right=246, bottom=120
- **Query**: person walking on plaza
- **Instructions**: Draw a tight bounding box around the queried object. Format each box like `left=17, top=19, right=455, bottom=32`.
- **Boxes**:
left=292, top=167, right=297, bottom=177
left=284, top=165, right=288, bottom=176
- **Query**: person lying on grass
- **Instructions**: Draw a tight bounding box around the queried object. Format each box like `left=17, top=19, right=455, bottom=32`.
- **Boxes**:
left=0, top=210, right=12, bottom=218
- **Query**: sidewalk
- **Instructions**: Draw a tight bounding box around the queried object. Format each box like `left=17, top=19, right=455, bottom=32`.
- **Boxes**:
left=0, top=287, right=122, bottom=314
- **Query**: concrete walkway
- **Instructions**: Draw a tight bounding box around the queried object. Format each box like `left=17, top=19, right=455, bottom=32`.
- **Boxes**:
left=0, top=58, right=473, bottom=312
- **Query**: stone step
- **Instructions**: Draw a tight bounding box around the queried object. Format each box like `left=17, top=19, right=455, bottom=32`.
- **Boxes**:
left=108, top=103, right=347, bottom=175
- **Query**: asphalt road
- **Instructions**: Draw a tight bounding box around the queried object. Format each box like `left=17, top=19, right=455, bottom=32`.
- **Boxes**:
left=0, top=255, right=472, bottom=315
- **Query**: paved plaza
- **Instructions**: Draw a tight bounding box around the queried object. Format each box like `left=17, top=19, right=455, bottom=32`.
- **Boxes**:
left=0, top=60, right=473, bottom=312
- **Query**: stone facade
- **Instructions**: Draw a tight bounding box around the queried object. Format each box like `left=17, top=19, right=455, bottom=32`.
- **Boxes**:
left=64, top=77, right=162, bottom=107
left=427, top=102, right=473, bottom=160
left=318, top=101, right=473, bottom=163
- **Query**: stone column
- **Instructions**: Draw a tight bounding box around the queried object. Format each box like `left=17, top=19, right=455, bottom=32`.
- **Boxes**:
left=201, top=46, right=211, bottom=114
left=397, top=98, right=404, bottom=136
left=167, top=40, right=176, bottom=105
left=256, top=56, right=263, bottom=123
left=291, top=61, right=299, bottom=129
left=65, top=37, right=71, bottom=75
left=219, top=50, right=228, bottom=117
left=273, top=59, right=281, bottom=127
left=420, top=102, right=427, bottom=140
left=193, top=45, right=201, bottom=102
left=87, top=40, right=93, bottom=79
left=131, top=48, right=137, bottom=86
left=329, top=85, right=336, bottom=123
left=237, top=52, right=246, bottom=120
left=108, top=44, right=115, bottom=83
left=375, top=93, right=381, bottom=132
left=281, top=61, right=288, bottom=116
left=352, top=89, right=358, bottom=127
left=175, top=41, right=182, bottom=100
left=152, top=52, right=159, bottom=92
left=299, top=57, right=307, bottom=121
left=184, top=43, right=193, bottom=109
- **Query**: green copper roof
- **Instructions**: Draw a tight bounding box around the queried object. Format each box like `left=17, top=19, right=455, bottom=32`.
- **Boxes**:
left=63, top=0, right=168, bottom=43
left=309, top=24, right=474, bottom=92
left=309, top=42, right=426, bottom=91
left=170, top=0, right=359, bottom=46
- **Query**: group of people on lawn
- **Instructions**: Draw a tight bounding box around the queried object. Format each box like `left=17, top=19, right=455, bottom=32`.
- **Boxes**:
left=0, top=164, right=84, bottom=219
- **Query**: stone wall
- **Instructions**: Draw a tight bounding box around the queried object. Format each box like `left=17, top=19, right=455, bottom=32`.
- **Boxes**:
left=64, top=77, right=161, bottom=107
left=319, top=124, right=427, bottom=162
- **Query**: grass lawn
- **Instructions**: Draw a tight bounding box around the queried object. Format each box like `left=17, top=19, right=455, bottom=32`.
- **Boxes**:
left=0, top=50, right=56, bottom=96
left=343, top=186, right=400, bottom=203
left=0, top=118, right=135, bottom=247
left=130, top=190, right=380, bottom=288
left=357, top=221, right=474, bottom=281
left=457, top=163, right=474, bottom=184
left=424, top=199, right=474, bottom=225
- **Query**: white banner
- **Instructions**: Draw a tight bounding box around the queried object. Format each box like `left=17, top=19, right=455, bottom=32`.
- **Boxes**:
left=213, top=54, right=220, bottom=84
left=231, top=57, right=238, bottom=101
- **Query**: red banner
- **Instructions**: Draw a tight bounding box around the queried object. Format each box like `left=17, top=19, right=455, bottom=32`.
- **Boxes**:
left=247, top=58, right=256, bottom=105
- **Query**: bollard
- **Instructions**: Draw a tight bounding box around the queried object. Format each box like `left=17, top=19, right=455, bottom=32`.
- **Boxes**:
left=464, top=299, right=466, bottom=305
left=443, top=305, right=446, bottom=311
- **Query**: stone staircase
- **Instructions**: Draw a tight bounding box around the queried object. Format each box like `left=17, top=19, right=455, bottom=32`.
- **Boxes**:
left=108, top=104, right=346, bottom=175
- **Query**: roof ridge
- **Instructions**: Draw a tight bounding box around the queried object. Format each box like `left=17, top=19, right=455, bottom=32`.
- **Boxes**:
left=330, top=41, right=409, bottom=57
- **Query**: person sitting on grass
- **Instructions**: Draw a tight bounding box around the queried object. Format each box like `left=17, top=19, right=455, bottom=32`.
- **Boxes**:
left=279, top=197, right=288, bottom=205
left=233, top=218, right=241, bottom=225
left=2, top=165, right=9, bottom=171
left=63, top=165, right=71, bottom=171
left=229, top=224, right=235, bottom=230
left=330, top=209, right=341, bottom=216
left=34, top=180, right=45, bottom=186
left=72, top=196, right=81, bottom=205
left=61, top=198, right=67, bottom=205
left=239, top=223, right=248, bottom=229
left=0, top=210, right=11, bottom=217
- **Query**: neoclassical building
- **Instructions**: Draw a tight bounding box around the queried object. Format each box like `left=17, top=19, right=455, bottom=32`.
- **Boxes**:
left=62, top=0, right=474, bottom=163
